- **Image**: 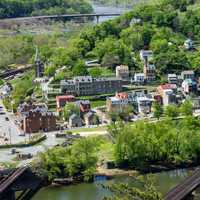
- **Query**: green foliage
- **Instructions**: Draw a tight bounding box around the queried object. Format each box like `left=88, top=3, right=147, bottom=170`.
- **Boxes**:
left=0, top=35, right=34, bottom=69
left=3, top=0, right=200, bottom=77
left=165, top=104, right=180, bottom=118
left=63, top=103, right=80, bottom=121
left=103, top=175, right=162, bottom=200
left=44, top=64, right=57, bottom=77
left=72, top=60, right=88, bottom=76
left=11, top=71, right=34, bottom=110
left=180, top=100, right=193, bottom=116
left=0, top=0, right=93, bottom=19
left=0, top=79, right=4, bottom=86
left=153, top=102, right=163, bottom=120
left=38, top=137, right=101, bottom=181
left=112, top=117, right=200, bottom=167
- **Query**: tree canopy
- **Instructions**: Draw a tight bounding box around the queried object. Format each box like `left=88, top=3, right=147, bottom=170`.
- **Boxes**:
left=0, top=0, right=93, bottom=18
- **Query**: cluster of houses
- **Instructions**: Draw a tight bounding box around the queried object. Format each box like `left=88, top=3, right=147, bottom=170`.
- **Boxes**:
left=106, top=69, right=200, bottom=116
left=115, top=50, right=156, bottom=84
left=56, top=95, right=99, bottom=128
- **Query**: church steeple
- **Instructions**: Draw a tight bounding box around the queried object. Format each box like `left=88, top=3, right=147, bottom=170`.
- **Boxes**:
left=34, top=46, right=44, bottom=78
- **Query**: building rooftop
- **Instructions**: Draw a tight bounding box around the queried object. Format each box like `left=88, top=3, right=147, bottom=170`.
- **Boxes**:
left=181, top=70, right=194, bottom=75
left=116, top=65, right=129, bottom=70
left=159, top=84, right=177, bottom=90
left=168, top=74, right=177, bottom=78
left=56, top=95, right=75, bottom=101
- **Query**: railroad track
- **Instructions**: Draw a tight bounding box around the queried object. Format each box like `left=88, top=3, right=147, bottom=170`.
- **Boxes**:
left=165, top=168, right=200, bottom=200
left=0, top=167, right=28, bottom=193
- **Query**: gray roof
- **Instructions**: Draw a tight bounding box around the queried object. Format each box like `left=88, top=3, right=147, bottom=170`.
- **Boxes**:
left=181, top=70, right=194, bottom=75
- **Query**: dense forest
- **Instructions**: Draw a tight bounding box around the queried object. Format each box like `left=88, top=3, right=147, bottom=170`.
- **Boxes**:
left=0, top=0, right=93, bottom=18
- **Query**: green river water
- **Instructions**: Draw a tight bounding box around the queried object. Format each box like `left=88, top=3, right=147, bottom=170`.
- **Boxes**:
left=32, top=168, right=200, bottom=200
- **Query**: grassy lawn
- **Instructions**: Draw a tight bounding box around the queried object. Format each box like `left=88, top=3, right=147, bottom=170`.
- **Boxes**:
left=71, top=125, right=107, bottom=133
left=97, top=136, right=115, bottom=162
left=91, top=100, right=106, bottom=108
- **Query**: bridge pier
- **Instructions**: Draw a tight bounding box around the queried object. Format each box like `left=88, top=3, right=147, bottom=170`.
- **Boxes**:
left=96, top=16, right=100, bottom=24
left=183, top=193, right=195, bottom=200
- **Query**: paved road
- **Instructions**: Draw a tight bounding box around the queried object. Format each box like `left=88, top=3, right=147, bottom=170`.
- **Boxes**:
left=0, top=101, right=26, bottom=145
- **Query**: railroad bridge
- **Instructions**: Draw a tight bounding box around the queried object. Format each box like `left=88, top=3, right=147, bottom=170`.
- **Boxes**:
left=0, top=167, right=42, bottom=200
left=164, top=168, right=200, bottom=200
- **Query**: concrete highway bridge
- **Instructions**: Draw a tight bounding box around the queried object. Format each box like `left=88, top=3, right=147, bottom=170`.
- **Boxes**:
left=0, top=13, right=122, bottom=24
left=0, top=167, right=42, bottom=200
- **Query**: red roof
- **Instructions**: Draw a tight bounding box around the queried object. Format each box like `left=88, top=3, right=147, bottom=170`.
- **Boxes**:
left=115, top=92, right=128, bottom=99
left=56, top=95, right=75, bottom=101
left=158, top=84, right=176, bottom=90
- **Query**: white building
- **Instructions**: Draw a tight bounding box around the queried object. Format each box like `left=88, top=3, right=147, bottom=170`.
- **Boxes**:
left=162, top=89, right=176, bottom=106
left=133, top=73, right=145, bottom=84
left=184, top=39, right=193, bottom=50
left=137, top=96, right=153, bottom=115
left=168, top=74, right=178, bottom=84
left=181, top=70, right=195, bottom=80
left=140, top=50, right=153, bottom=61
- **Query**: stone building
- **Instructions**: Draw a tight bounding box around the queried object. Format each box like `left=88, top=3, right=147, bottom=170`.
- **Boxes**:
left=60, top=76, right=122, bottom=96
left=116, top=65, right=129, bottom=79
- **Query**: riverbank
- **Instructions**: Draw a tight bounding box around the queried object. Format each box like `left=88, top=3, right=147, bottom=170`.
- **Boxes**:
left=32, top=168, right=195, bottom=200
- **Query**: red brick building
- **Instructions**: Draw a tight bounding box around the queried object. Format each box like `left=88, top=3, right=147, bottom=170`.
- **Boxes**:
left=18, top=103, right=56, bottom=134
left=56, top=95, right=76, bottom=112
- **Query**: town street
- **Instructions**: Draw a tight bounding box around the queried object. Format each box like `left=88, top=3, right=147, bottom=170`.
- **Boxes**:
left=0, top=100, right=26, bottom=145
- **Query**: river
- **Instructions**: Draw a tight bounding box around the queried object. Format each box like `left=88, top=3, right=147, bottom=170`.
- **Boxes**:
left=32, top=168, right=200, bottom=200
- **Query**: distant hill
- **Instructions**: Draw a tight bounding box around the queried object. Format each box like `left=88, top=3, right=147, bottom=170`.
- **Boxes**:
left=0, top=0, right=93, bottom=19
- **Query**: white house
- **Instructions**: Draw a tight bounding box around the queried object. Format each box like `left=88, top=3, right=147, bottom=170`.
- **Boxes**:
left=168, top=74, right=177, bottom=84
left=133, top=73, right=145, bottom=84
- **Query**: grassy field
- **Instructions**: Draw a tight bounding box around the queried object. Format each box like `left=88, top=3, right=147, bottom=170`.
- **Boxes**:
left=98, top=138, right=115, bottom=162
left=91, top=100, right=106, bottom=108
left=71, top=125, right=107, bottom=133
